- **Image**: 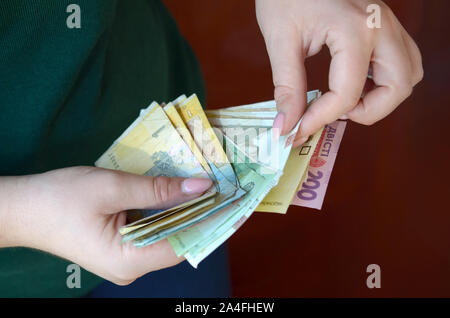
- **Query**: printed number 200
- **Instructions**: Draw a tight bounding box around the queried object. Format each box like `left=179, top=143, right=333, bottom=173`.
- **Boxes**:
left=297, top=171, right=323, bottom=201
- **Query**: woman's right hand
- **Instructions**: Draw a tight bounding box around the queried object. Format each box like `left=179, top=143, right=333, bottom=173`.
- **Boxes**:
left=0, top=166, right=212, bottom=285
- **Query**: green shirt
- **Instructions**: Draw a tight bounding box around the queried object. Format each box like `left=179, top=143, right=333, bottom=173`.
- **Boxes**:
left=0, top=0, right=205, bottom=297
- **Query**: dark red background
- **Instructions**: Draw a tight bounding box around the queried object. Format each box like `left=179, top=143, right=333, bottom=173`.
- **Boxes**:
left=163, top=0, right=450, bottom=297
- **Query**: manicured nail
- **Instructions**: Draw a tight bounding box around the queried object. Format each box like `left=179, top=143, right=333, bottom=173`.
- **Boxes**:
left=181, top=178, right=212, bottom=194
left=273, top=111, right=285, bottom=136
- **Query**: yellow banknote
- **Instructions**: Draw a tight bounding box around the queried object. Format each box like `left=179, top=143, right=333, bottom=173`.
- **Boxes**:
left=255, top=127, right=324, bottom=214
left=95, top=101, right=218, bottom=234
left=176, top=94, right=238, bottom=187
left=95, top=101, right=209, bottom=179
left=163, top=101, right=214, bottom=179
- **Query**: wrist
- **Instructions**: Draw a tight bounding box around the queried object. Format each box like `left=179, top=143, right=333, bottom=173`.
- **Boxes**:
left=0, top=174, right=36, bottom=248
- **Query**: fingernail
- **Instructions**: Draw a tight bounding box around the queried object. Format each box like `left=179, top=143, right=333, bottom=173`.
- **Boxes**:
left=340, top=114, right=349, bottom=120
left=273, top=111, right=285, bottom=136
left=181, top=178, right=212, bottom=194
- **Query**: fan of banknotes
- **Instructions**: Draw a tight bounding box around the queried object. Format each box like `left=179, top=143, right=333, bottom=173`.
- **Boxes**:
left=96, top=90, right=346, bottom=267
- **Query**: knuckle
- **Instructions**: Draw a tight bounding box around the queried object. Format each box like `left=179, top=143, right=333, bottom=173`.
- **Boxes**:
left=414, top=65, right=424, bottom=85
left=111, top=271, right=137, bottom=286
left=111, top=275, right=136, bottom=286
left=303, top=102, right=321, bottom=123
left=349, top=8, right=377, bottom=38
left=349, top=107, right=377, bottom=126
left=349, top=6, right=369, bottom=28
left=358, top=117, right=377, bottom=126
left=395, top=82, right=413, bottom=100
left=109, top=250, right=140, bottom=285
left=151, top=176, right=171, bottom=203
left=274, top=85, right=295, bottom=105
left=378, top=3, right=396, bottom=25
left=346, top=93, right=361, bottom=108
left=335, top=91, right=360, bottom=111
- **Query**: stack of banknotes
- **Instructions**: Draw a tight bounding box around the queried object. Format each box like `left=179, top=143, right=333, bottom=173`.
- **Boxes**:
left=96, top=90, right=346, bottom=267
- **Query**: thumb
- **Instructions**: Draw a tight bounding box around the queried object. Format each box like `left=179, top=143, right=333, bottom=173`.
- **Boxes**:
left=266, top=34, right=307, bottom=136
left=97, top=169, right=213, bottom=212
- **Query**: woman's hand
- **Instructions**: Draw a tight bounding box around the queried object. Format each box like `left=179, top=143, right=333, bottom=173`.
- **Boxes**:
left=256, top=0, right=423, bottom=146
left=0, top=167, right=212, bottom=285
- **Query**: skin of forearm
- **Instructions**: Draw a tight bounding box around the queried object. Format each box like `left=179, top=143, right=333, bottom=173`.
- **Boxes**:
left=0, top=175, right=33, bottom=248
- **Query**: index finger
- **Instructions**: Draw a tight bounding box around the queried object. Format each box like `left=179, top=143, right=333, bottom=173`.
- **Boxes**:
left=296, top=37, right=372, bottom=139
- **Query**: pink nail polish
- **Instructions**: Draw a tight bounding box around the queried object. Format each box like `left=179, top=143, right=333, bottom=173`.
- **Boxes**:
left=181, top=178, right=212, bottom=194
left=272, top=111, right=285, bottom=137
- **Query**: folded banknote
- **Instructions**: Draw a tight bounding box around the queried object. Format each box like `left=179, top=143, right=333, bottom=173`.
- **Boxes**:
left=95, top=90, right=346, bottom=267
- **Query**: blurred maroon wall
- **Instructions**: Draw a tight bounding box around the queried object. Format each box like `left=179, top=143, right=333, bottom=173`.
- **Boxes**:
left=163, top=0, right=450, bottom=297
